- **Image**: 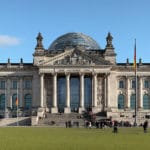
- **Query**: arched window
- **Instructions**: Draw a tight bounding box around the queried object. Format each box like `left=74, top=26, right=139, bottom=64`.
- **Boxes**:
left=0, top=94, right=5, bottom=110
left=24, top=94, right=32, bottom=109
left=118, top=94, right=124, bottom=109
left=130, top=94, right=135, bottom=109
left=143, top=94, right=150, bottom=109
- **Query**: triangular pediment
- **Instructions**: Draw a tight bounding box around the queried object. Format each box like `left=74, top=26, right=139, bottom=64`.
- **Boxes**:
left=39, top=48, right=111, bottom=66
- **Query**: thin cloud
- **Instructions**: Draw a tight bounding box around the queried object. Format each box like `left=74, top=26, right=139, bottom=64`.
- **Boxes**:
left=0, top=35, right=20, bottom=46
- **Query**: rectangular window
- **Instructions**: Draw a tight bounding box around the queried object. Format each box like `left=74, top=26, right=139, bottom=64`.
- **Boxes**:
left=0, top=80, right=5, bottom=89
left=119, top=80, right=124, bottom=89
left=131, top=80, right=136, bottom=89
left=25, top=80, right=32, bottom=89
left=144, top=80, right=149, bottom=89
left=12, top=80, right=17, bottom=89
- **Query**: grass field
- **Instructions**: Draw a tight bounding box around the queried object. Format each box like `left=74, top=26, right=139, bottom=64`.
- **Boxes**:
left=0, top=127, right=149, bottom=150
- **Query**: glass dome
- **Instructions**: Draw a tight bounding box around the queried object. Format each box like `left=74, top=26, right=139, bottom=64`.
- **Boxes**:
left=48, top=32, right=100, bottom=51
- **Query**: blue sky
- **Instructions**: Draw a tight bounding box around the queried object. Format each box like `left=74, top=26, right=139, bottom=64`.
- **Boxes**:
left=0, top=0, right=150, bottom=63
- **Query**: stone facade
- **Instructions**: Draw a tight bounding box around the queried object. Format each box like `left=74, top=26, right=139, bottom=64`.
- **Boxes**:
left=0, top=32, right=150, bottom=125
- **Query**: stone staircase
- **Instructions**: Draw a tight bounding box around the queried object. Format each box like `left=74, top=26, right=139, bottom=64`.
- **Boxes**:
left=37, top=111, right=108, bottom=127
left=38, top=112, right=85, bottom=127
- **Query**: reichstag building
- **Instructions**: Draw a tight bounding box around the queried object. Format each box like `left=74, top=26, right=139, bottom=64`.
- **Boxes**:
left=0, top=32, right=150, bottom=124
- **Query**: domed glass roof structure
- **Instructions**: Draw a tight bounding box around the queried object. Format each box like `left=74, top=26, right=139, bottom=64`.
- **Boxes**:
left=48, top=32, right=100, bottom=51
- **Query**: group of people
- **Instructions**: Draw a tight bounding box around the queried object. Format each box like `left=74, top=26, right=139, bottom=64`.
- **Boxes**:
left=113, top=120, right=149, bottom=133
left=65, top=121, right=79, bottom=128
left=85, top=120, right=149, bottom=133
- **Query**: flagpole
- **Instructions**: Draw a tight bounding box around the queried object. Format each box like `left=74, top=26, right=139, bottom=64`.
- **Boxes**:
left=135, top=64, right=138, bottom=126
left=134, top=39, right=138, bottom=126
left=5, top=84, right=7, bottom=118
left=17, top=81, right=19, bottom=126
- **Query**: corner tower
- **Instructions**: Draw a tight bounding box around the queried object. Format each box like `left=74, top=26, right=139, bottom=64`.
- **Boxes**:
left=104, top=32, right=116, bottom=64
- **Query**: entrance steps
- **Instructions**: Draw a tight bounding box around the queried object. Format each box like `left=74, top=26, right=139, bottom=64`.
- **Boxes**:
left=37, top=111, right=108, bottom=127
left=38, top=112, right=85, bottom=127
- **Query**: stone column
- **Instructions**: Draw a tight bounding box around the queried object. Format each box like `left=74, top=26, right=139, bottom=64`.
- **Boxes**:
left=4, top=77, right=9, bottom=118
left=92, top=73, right=99, bottom=113
left=93, top=73, right=97, bottom=107
left=139, top=77, right=143, bottom=108
left=4, top=78, right=7, bottom=112
left=40, top=74, right=44, bottom=107
left=128, top=78, right=131, bottom=108
left=19, top=77, right=23, bottom=107
left=125, top=76, right=130, bottom=109
left=7, top=78, right=11, bottom=108
left=64, top=73, right=71, bottom=113
left=51, top=73, right=58, bottom=113
left=79, top=73, right=85, bottom=114
left=104, top=74, right=108, bottom=110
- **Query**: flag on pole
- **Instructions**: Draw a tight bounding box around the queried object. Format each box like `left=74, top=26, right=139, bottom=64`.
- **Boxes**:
left=15, top=97, right=18, bottom=106
left=133, top=39, right=137, bottom=72
left=133, top=39, right=137, bottom=126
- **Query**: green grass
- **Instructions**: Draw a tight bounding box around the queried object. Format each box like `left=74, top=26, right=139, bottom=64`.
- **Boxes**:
left=0, top=127, right=149, bottom=150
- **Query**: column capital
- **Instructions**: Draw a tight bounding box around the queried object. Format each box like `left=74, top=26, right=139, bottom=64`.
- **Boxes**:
left=92, top=72, right=97, bottom=76
left=79, top=72, right=84, bottom=76
left=104, top=72, right=110, bottom=78
left=65, top=72, right=70, bottom=77
left=39, top=73, right=44, bottom=77
left=52, top=72, right=57, bottom=76
left=125, top=75, right=129, bottom=79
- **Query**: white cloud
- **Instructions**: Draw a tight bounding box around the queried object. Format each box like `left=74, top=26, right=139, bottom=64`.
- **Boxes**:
left=0, top=35, right=20, bottom=46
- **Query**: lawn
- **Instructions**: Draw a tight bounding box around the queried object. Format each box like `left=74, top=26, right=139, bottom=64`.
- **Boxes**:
left=0, top=127, right=149, bottom=150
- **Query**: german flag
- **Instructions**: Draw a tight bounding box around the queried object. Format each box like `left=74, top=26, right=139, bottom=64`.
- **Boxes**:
left=133, top=39, right=137, bottom=72
left=15, top=98, right=19, bottom=106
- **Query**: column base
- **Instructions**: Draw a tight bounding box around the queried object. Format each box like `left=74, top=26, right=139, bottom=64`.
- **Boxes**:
left=37, top=107, right=45, bottom=118
left=51, top=107, right=58, bottom=114
left=92, top=107, right=100, bottom=113
left=45, top=107, right=50, bottom=113
left=4, top=112, right=9, bottom=118
left=104, top=107, right=112, bottom=112
left=138, top=107, right=143, bottom=111
left=5, top=108, right=10, bottom=118
left=78, top=107, right=85, bottom=114
left=64, top=107, right=71, bottom=114
left=125, top=107, right=131, bottom=111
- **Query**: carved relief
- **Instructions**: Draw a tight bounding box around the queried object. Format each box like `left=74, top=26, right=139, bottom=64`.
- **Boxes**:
left=54, top=52, right=93, bottom=65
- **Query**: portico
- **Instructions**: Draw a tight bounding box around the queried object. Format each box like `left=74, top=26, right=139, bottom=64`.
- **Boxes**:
left=39, top=67, right=110, bottom=114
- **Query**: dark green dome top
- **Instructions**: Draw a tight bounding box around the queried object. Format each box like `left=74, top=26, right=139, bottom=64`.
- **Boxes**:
left=48, top=32, right=100, bottom=51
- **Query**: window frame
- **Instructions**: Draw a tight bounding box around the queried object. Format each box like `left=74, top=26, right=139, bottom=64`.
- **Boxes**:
left=119, top=80, right=124, bottom=89
left=143, top=94, right=150, bottom=109
left=131, top=80, right=136, bottom=89
left=144, top=80, right=149, bottom=89
left=118, top=94, right=125, bottom=109
left=0, top=80, right=5, bottom=89
left=24, top=80, right=32, bottom=89
left=12, top=80, right=18, bottom=89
